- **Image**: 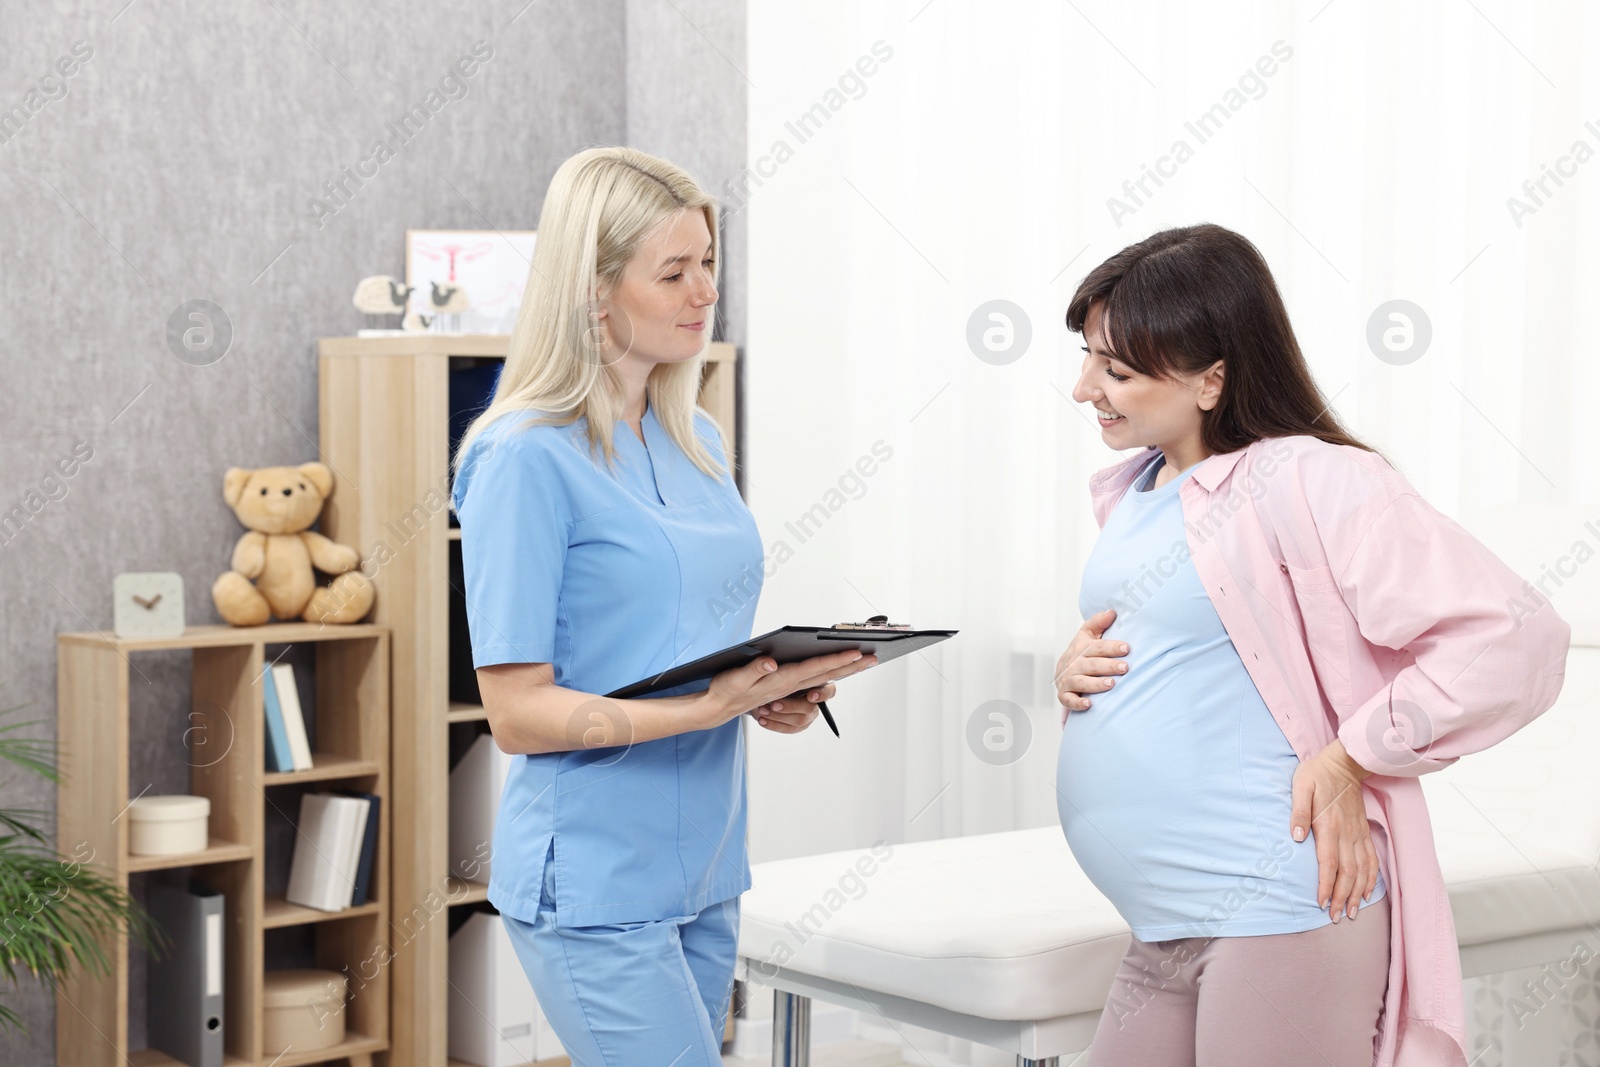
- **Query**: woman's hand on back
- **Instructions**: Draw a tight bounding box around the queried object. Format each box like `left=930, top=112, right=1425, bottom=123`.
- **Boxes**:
left=1055, top=608, right=1128, bottom=724
left=1291, top=738, right=1379, bottom=922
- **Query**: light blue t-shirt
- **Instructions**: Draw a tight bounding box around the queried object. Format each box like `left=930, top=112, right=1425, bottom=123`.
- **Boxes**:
left=1057, top=448, right=1384, bottom=940
left=451, top=402, right=764, bottom=927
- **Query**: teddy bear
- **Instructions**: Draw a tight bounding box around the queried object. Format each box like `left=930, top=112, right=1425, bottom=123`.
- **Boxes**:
left=211, top=462, right=375, bottom=627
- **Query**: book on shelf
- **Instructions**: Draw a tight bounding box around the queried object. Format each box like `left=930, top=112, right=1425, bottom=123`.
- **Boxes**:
left=271, top=662, right=314, bottom=771
left=338, top=794, right=369, bottom=909
left=337, top=789, right=381, bottom=907
left=447, top=359, right=503, bottom=530
left=448, top=541, right=483, bottom=706
left=286, top=792, right=371, bottom=912
left=262, top=666, right=295, bottom=774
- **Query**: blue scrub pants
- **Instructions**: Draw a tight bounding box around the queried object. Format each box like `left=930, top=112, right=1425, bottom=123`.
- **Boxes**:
left=503, top=860, right=740, bottom=1066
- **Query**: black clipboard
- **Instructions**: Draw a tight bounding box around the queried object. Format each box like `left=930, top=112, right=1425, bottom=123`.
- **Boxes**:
left=605, top=624, right=958, bottom=699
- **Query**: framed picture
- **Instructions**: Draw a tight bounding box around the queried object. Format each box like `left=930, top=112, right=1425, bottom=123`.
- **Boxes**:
left=405, top=228, right=537, bottom=335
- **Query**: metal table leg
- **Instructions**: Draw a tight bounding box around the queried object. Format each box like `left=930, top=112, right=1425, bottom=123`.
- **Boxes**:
left=772, top=989, right=812, bottom=1067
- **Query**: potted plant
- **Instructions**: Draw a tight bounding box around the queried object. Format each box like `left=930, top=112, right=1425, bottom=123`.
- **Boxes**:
left=0, top=704, right=156, bottom=1032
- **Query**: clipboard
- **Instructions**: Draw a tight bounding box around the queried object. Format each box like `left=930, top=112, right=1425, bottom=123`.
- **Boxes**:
left=605, top=622, right=958, bottom=700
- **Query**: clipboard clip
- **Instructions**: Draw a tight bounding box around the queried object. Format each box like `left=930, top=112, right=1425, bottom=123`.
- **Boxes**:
left=831, top=614, right=912, bottom=631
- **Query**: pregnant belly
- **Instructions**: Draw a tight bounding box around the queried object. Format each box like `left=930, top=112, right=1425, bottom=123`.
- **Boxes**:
left=1055, top=687, right=1318, bottom=934
left=1056, top=679, right=1201, bottom=818
left=1056, top=702, right=1192, bottom=897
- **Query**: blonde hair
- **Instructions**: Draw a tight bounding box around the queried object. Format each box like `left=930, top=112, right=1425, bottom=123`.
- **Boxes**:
left=452, top=146, right=726, bottom=478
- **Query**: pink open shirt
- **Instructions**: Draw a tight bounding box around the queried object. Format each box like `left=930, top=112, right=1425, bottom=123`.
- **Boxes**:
left=1088, top=435, right=1571, bottom=1067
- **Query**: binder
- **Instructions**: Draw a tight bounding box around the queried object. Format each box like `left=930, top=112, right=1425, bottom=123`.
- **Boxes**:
left=147, top=881, right=224, bottom=1067
left=448, top=733, right=513, bottom=884
left=448, top=911, right=562, bottom=1066
left=262, top=667, right=294, bottom=773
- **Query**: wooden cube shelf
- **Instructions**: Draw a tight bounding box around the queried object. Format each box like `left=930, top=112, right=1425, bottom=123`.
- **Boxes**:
left=56, top=623, right=391, bottom=1067
left=317, top=334, right=734, bottom=1065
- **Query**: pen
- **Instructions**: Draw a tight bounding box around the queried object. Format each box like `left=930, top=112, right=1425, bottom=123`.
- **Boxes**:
left=817, top=700, right=840, bottom=737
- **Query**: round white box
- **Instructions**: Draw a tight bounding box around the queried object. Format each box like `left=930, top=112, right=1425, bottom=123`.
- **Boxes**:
left=128, top=795, right=210, bottom=856
left=263, top=969, right=347, bottom=1054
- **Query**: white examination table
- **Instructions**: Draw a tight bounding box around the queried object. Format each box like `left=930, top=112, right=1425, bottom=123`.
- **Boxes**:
left=736, top=646, right=1600, bottom=1066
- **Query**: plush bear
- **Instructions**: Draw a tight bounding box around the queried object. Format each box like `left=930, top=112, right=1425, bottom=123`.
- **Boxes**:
left=211, top=462, right=375, bottom=627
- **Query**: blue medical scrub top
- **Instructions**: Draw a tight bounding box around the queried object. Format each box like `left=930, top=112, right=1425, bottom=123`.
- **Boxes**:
left=451, top=402, right=764, bottom=927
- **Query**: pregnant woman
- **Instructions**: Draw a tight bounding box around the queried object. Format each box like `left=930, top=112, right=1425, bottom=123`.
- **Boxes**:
left=451, top=147, right=873, bottom=1065
left=1054, top=224, right=1570, bottom=1066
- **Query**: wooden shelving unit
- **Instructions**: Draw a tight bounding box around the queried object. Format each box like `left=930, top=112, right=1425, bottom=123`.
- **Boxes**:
left=56, top=622, right=391, bottom=1067
left=317, top=333, right=736, bottom=1066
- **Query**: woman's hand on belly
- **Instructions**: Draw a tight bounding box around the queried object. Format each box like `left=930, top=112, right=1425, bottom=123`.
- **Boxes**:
left=1291, top=739, right=1379, bottom=922
left=1055, top=608, right=1129, bottom=724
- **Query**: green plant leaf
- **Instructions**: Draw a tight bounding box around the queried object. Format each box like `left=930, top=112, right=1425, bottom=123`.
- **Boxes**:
left=0, top=709, right=57, bottom=783
left=0, top=701, right=153, bottom=1034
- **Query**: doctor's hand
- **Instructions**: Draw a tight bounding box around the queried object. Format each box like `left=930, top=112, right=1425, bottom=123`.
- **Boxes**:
left=696, top=650, right=877, bottom=731
left=1291, top=739, right=1379, bottom=922
left=750, top=682, right=836, bottom=734
left=1055, top=609, right=1127, bottom=724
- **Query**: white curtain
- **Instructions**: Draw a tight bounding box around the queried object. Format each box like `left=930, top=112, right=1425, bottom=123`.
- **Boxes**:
left=742, top=0, right=1597, bottom=1054
left=741, top=0, right=1597, bottom=854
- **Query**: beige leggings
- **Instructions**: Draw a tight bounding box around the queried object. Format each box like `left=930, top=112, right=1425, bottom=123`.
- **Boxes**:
left=1087, top=896, right=1391, bottom=1067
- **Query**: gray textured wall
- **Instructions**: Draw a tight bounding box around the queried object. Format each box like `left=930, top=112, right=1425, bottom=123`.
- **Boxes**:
left=0, top=1, right=743, bottom=1061
left=625, top=0, right=749, bottom=354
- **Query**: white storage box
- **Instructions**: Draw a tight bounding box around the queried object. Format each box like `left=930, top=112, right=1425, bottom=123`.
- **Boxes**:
left=448, top=911, right=562, bottom=1066
left=128, top=795, right=209, bottom=856
left=448, top=733, right=513, bottom=882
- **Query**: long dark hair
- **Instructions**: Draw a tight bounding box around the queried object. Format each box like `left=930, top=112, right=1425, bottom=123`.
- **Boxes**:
left=1065, top=224, right=1386, bottom=464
